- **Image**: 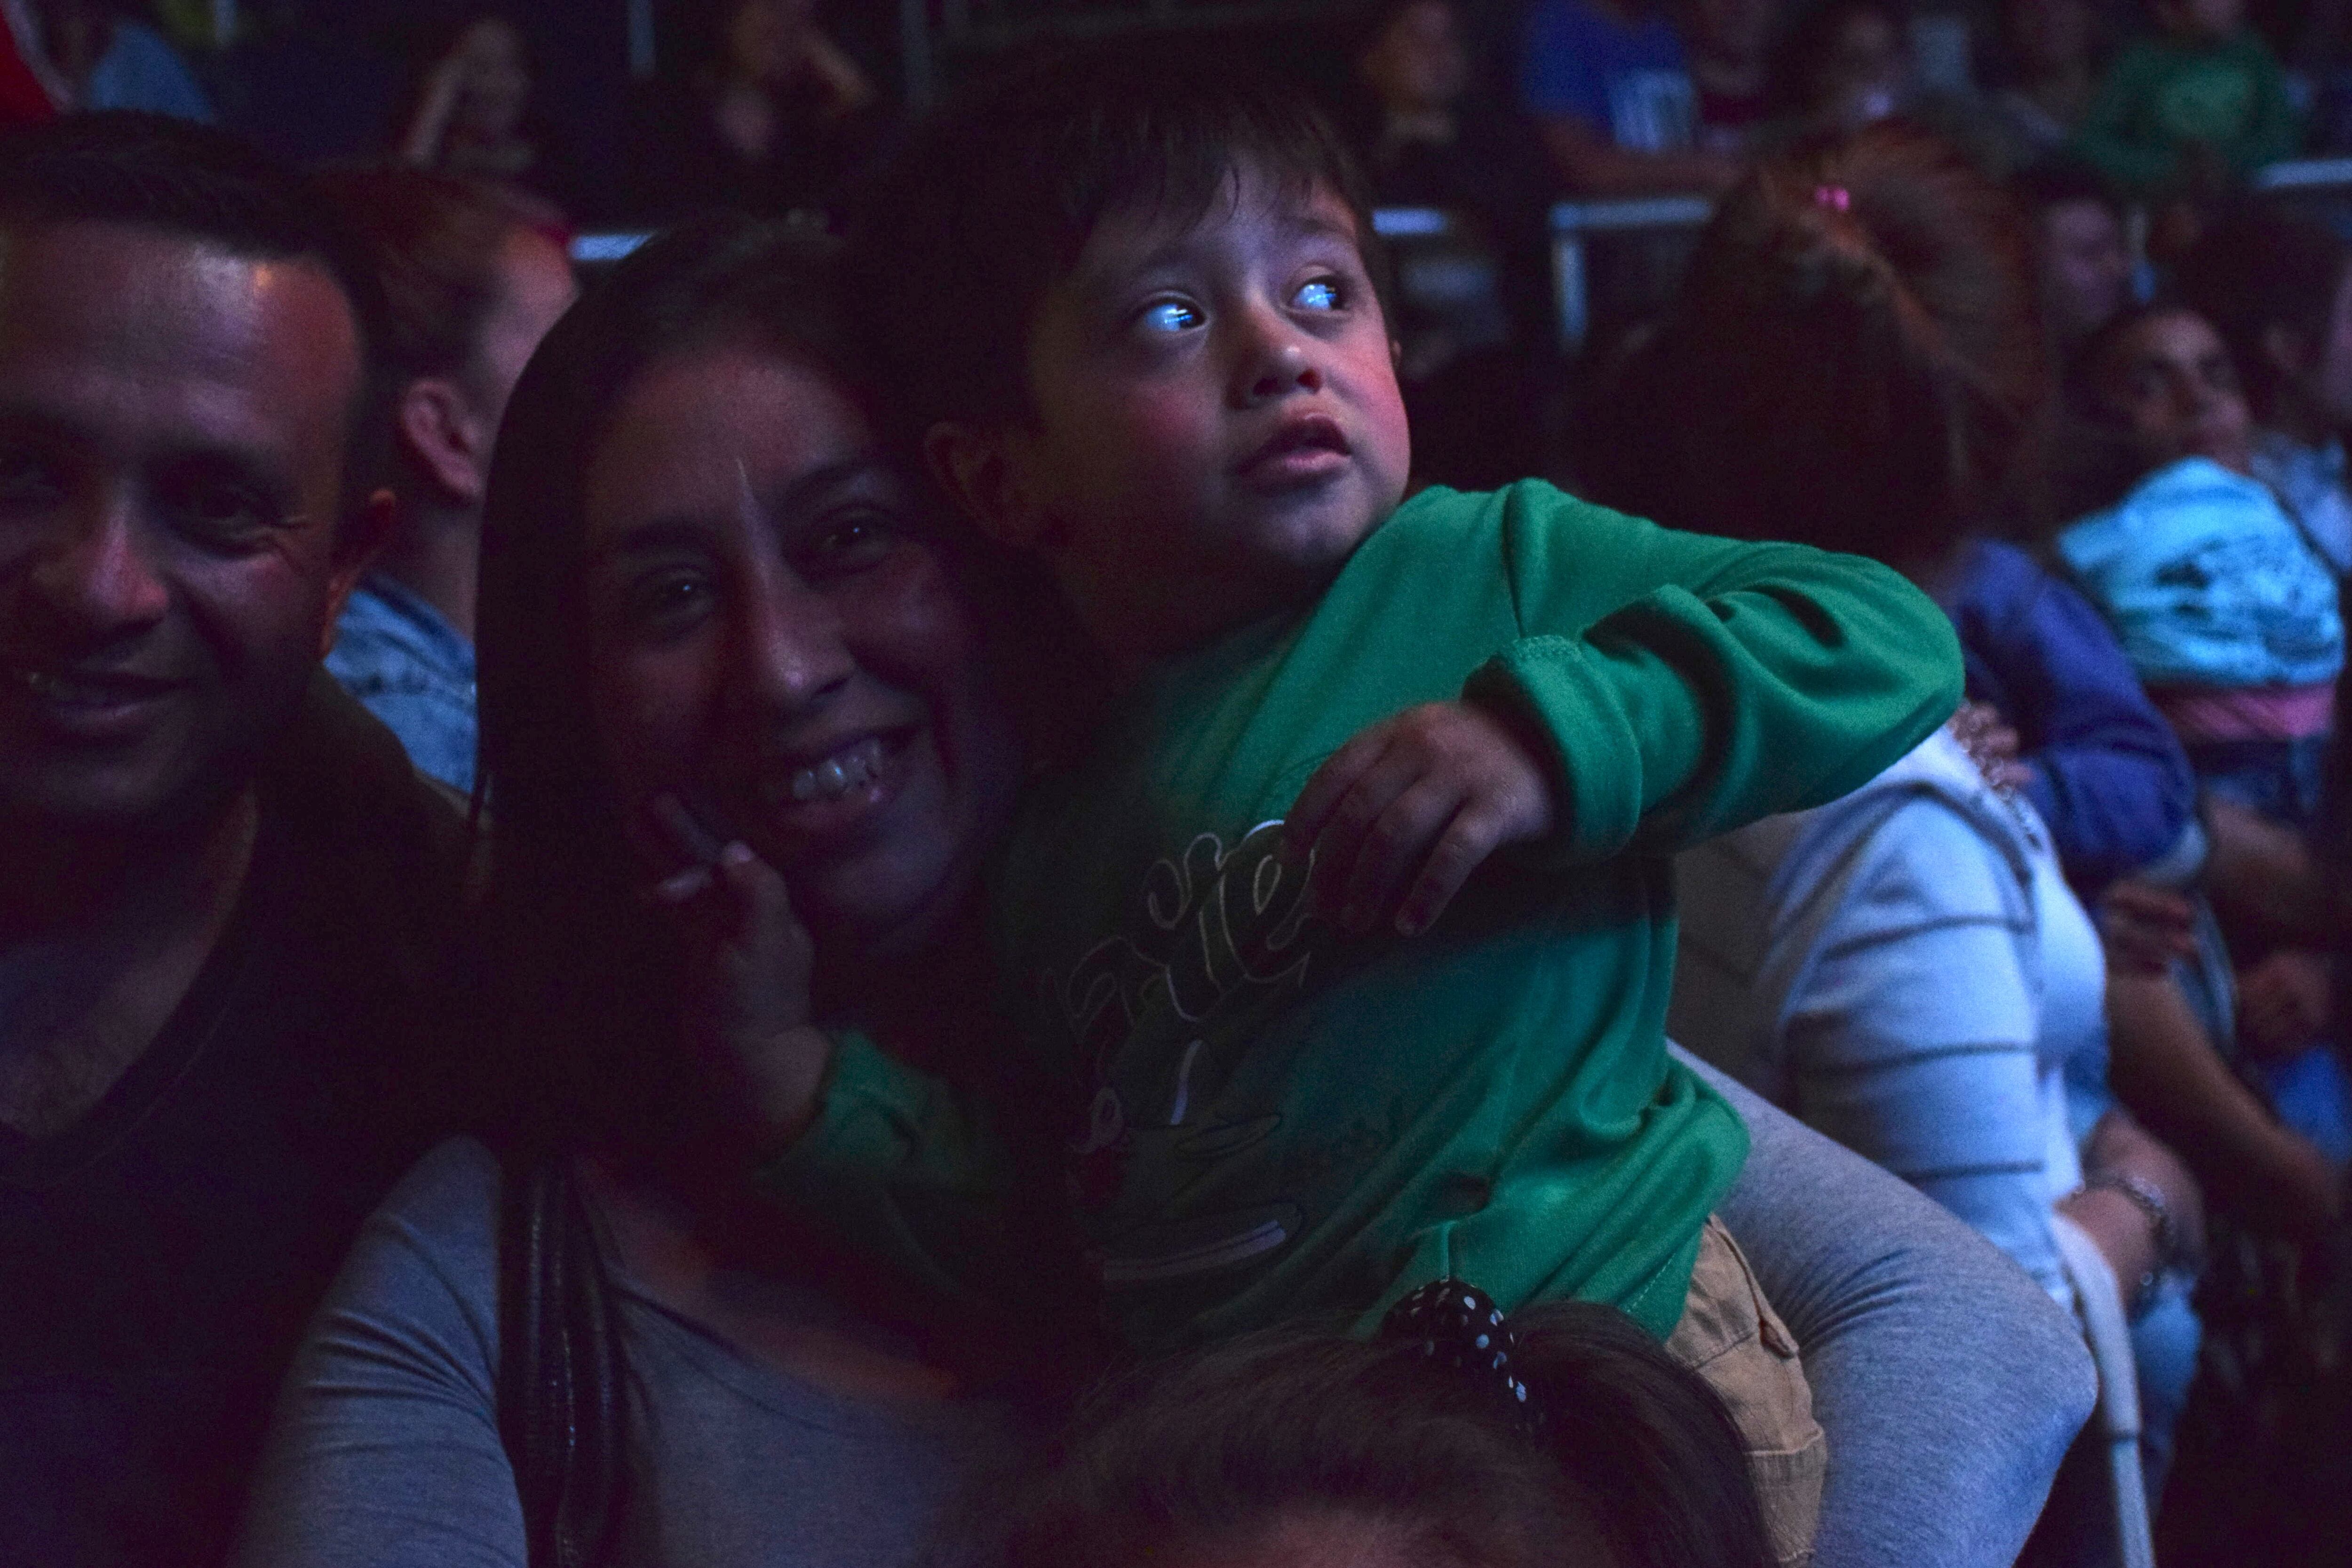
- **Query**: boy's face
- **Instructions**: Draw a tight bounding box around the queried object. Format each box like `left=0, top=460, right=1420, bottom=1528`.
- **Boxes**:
left=2096, top=309, right=2254, bottom=475
left=975, top=167, right=1411, bottom=659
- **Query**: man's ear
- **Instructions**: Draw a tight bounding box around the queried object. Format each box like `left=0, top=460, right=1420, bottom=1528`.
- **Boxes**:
left=318, top=487, right=397, bottom=659
left=397, top=376, right=493, bottom=505
left=922, top=420, right=1059, bottom=550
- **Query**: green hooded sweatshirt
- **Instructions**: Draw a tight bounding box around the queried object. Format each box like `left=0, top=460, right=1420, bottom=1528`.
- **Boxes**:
left=770, top=480, right=1962, bottom=1353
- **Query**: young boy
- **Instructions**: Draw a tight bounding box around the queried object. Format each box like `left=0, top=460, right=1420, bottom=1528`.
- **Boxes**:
left=2071, top=0, right=2300, bottom=198
left=774, top=46, right=1959, bottom=1561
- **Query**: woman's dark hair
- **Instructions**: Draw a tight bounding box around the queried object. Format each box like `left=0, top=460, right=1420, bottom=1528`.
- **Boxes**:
left=471, top=213, right=870, bottom=1568
left=850, top=39, right=1383, bottom=446
left=2176, top=206, right=2351, bottom=423
left=474, top=213, right=861, bottom=1153
left=974, top=1300, right=1771, bottom=1568
left=1602, top=124, right=2046, bottom=564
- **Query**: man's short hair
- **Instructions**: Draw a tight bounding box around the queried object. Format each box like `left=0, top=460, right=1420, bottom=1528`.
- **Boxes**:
left=0, top=112, right=395, bottom=523
left=849, top=42, right=1382, bottom=446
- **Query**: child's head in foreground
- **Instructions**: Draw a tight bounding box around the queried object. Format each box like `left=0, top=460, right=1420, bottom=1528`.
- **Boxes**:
left=970, top=1294, right=1772, bottom=1568
left=852, top=44, right=1412, bottom=661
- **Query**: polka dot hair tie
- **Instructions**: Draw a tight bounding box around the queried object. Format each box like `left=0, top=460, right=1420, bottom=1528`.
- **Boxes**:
left=1382, top=1279, right=1543, bottom=1435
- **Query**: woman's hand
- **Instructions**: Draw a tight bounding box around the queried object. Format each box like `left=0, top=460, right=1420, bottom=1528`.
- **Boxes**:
left=1949, top=701, right=2030, bottom=794
left=2099, top=879, right=2200, bottom=975
left=2237, top=948, right=2335, bottom=1063
left=1284, top=701, right=1557, bottom=938
left=645, top=795, right=833, bottom=1158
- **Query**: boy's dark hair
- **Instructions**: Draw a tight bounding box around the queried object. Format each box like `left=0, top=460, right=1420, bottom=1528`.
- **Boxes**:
left=849, top=41, right=1383, bottom=445
left=0, top=111, right=395, bottom=522
left=2176, top=205, right=2351, bottom=422
left=973, top=1299, right=1773, bottom=1568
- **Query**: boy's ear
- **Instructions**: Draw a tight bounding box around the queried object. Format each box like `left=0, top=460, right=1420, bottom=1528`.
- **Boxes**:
left=923, top=420, right=1059, bottom=550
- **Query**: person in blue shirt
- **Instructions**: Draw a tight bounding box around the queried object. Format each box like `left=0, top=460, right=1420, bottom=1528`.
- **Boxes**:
left=315, top=167, right=575, bottom=795
left=1519, top=0, right=1743, bottom=193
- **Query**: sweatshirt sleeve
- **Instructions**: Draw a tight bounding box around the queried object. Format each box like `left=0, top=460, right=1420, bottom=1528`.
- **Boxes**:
left=1781, top=800, right=2073, bottom=1305
left=751, top=1032, right=1025, bottom=1308
left=1978, top=573, right=2199, bottom=891
left=1461, top=488, right=1963, bottom=862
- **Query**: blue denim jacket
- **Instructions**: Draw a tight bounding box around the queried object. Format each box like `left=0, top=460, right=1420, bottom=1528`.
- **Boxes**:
left=325, top=576, right=477, bottom=794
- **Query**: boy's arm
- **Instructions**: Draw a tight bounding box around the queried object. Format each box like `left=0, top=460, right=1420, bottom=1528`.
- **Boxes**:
left=1464, top=491, right=1962, bottom=861
left=753, top=1031, right=1026, bottom=1308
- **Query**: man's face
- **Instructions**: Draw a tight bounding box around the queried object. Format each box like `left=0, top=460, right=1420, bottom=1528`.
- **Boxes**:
left=0, top=221, right=366, bottom=836
left=1006, top=169, right=1411, bottom=658
left=2096, top=308, right=2254, bottom=475
left=2037, top=199, right=2130, bottom=347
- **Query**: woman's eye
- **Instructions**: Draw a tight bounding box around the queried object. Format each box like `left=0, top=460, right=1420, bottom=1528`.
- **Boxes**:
left=1293, top=278, right=1344, bottom=312
left=806, top=511, right=899, bottom=572
left=1139, top=300, right=1203, bottom=334
left=0, top=450, right=64, bottom=509
left=626, top=571, right=710, bottom=628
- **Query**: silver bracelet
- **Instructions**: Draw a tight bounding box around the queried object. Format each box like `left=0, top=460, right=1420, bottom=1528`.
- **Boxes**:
left=2083, top=1170, right=2183, bottom=1269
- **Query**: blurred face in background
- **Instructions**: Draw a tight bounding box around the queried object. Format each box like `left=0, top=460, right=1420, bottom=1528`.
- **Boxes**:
left=2095, top=308, right=2254, bottom=475
left=1359, top=1, right=1470, bottom=118
left=727, top=0, right=819, bottom=87
left=446, top=17, right=532, bottom=143
left=1811, top=6, right=1910, bottom=128
left=2036, top=198, right=2131, bottom=348
left=2156, top=0, right=2243, bottom=41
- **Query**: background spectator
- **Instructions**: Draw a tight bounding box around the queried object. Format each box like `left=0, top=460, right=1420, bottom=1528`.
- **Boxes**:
left=2178, top=206, right=2352, bottom=575
left=1519, top=0, right=1746, bottom=192
left=619, top=0, right=879, bottom=224
left=1681, top=0, right=1783, bottom=152
left=392, top=10, right=582, bottom=219
left=1986, top=0, right=2106, bottom=166
left=2018, top=159, right=2137, bottom=354
left=29, top=0, right=209, bottom=119
left=2072, top=0, right=2303, bottom=197
left=313, top=168, right=577, bottom=795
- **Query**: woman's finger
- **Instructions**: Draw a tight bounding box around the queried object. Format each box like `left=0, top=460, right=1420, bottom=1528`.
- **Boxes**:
left=649, top=863, right=715, bottom=905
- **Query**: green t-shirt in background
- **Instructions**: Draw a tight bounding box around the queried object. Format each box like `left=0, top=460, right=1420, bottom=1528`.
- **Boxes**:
left=2072, top=28, right=2301, bottom=195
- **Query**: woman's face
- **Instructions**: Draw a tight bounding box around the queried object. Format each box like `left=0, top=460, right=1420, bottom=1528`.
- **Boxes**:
left=581, top=346, right=1018, bottom=958
left=2095, top=309, right=2254, bottom=475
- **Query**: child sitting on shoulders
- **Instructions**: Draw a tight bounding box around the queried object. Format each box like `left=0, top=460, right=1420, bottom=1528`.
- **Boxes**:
left=967, top=1282, right=1772, bottom=1568
left=2059, top=302, right=2343, bottom=827
left=764, top=46, right=1963, bottom=1566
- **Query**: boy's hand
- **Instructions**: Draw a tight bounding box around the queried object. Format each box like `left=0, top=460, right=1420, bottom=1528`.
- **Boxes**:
left=1285, top=701, right=1557, bottom=939
left=644, top=794, right=833, bottom=1158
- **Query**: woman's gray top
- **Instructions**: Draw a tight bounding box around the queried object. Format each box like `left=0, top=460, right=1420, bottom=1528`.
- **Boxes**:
left=235, top=1066, right=2091, bottom=1568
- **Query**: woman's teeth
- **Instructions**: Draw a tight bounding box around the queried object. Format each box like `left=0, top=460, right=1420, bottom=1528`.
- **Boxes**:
left=774, top=736, right=887, bottom=805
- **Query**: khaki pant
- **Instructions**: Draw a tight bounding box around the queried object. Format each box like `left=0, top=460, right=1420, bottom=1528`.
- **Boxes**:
left=1665, top=1216, right=1827, bottom=1568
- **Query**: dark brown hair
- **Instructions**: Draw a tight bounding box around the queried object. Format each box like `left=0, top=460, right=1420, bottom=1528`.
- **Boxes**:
left=1610, top=124, right=2046, bottom=564
left=2176, top=205, right=2352, bottom=423
left=850, top=39, right=1382, bottom=446
left=971, top=1301, right=1771, bottom=1568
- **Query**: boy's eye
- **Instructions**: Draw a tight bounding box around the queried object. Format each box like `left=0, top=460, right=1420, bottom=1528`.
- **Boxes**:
left=1139, top=300, right=1203, bottom=334
left=1293, top=278, right=1344, bottom=312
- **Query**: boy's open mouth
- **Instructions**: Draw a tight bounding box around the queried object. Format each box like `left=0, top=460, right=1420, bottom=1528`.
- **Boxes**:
left=1235, top=414, right=1352, bottom=485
